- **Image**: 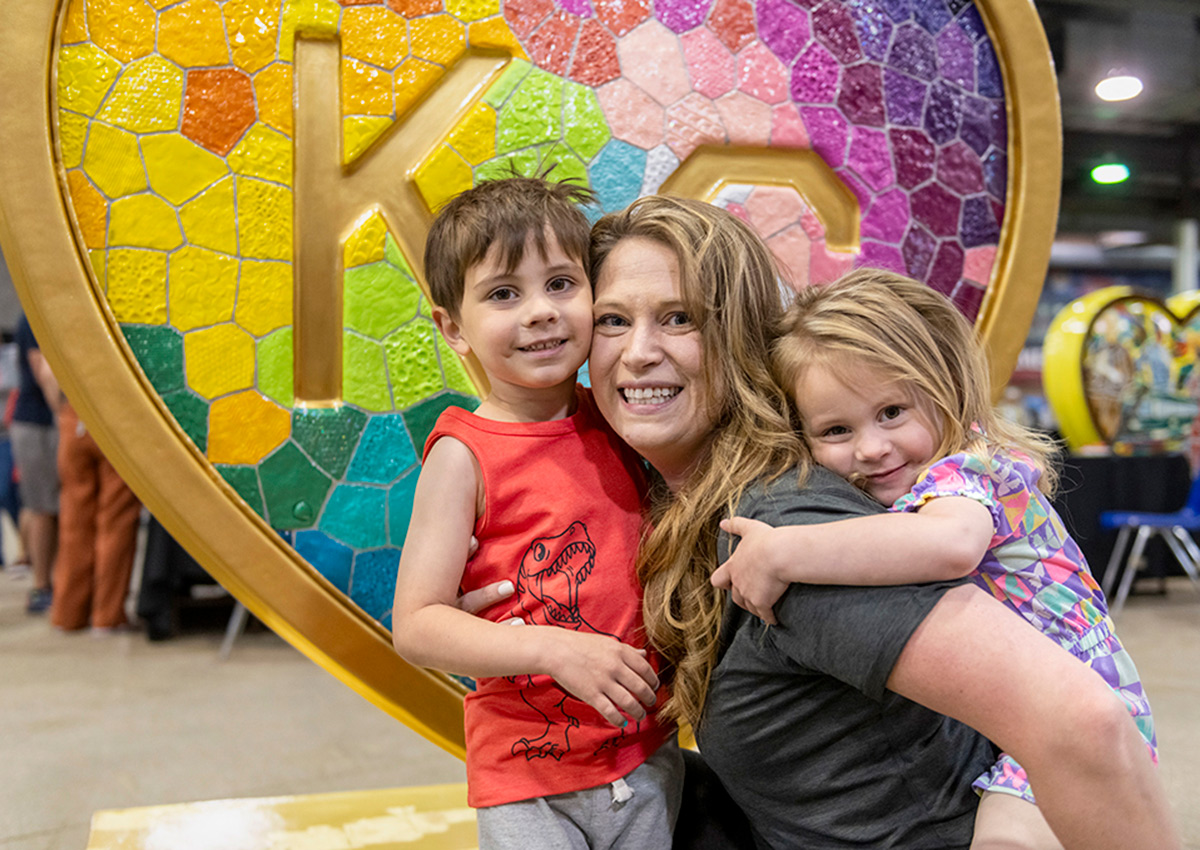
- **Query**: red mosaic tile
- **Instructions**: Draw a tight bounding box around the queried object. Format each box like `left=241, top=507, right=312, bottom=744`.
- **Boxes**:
left=571, top=19, right=619, bottom=86
left=182, top=68, right=257, bottom=156
left=594, top=0, right=651, bottom=38
left=526, top=11, right=579, bottom=77
left=504, top=0, right=555, bottom=39
left=708, top=0, right=755, bottom=53
left=388, top=0, right=442, bottom=17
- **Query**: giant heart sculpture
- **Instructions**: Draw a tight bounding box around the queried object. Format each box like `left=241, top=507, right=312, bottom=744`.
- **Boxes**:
left=0, top=0, right=1059, bottom=758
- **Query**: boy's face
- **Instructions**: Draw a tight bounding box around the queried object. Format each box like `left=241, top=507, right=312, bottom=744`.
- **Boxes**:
left=434, top=229, right=592, bottom=402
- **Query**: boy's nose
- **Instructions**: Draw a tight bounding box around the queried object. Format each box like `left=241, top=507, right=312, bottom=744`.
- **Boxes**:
left=523, top=293, right=558, bottom=324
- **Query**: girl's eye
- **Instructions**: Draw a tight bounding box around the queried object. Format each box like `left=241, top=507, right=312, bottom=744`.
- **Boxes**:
left=821, top=425, right=850, bottom=438
left=881, top=405, right=904, bottom=420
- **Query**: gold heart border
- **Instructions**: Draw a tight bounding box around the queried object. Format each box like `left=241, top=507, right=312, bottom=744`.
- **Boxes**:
left=0, top=0, right=1060, bottom=759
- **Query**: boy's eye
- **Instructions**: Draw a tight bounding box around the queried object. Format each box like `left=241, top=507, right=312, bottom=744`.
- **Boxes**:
left=547, top=276, right=574, bottom=292
left=488, top=287, right=516, bottom=302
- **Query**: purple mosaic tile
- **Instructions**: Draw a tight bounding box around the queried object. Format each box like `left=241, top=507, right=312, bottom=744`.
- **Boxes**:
left=851, top=3, right=893, bottom=62
left=911, top=182, right=961, bottom=236
left=956, top=6, right=987, bottom=42
left=890, top=127, right=935, bottom=188
left=959, top=95, right=992, bottom=155
left=961, top=195, right=1000, bottom=247
left=838, top=62, right=885, bottom=126
left=884, top=69, right=927, bottom=126
left=859, top=240, right=907, bottom=274
left=927, top=240, right=964, bottom=295
left=801, top=105, right=850, bottom=166
left=937, top=24, right=974, bottom=91
left=977, top=38, right=1002, bottom=97
left=924, top=79, right=962, bottom=144
left=880, top=0, right=911, bottom=23
left=903, top=225, right=937, bottom=278
left=848, top=126, right=894, bottom=190
left=838, top=167, right=872, bottom=210
left=757, top=0, right=812, bottom=63
left=914, top=0, right=951, bottom=34
left=991, top=198, right=1006, bottom=229
left=987, top=99, right=1007, bottom=149
left=791, top=42, right=840, bottom=103
left=787, top=0, right=820, bottom=7
left=813, top=3, right=863, bottom=64
left=656, top=0, right=713, bottom=33
left=982, top=148, right=1007, bottom=199
left=861, top=187, right=910, bottom=243
left=952, top=280, right=986, bottom=321
left=561, top=0, right=593, bottom=16
left=937, top=140, right=983, bottom=194
left=888, top=23, right=938, bottom=81
left=945, top=0, right=971, bottom=13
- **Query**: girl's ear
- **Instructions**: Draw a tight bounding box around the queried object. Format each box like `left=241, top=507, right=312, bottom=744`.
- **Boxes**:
left=432, top=305, right=472, bottom=357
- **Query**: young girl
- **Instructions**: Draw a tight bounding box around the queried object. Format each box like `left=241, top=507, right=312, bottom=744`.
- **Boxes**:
left=711, top=268, right=1158, bottom=849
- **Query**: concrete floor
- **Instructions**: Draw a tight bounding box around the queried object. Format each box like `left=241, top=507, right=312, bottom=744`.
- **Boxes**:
left=1, top=568, right=1197, bottom=850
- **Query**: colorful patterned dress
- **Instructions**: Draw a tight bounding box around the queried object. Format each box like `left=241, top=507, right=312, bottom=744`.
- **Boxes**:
left=892, top=451, right=1157, bottom=802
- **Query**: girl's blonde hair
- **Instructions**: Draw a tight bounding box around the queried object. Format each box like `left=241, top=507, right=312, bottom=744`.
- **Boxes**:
left=773, top=268, right=1060, bottom=495
left=590, top=196, right=807, bottom=728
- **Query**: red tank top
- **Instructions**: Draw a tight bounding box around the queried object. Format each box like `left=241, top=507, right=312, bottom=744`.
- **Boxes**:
left=425, top=386, right=672, bottom=807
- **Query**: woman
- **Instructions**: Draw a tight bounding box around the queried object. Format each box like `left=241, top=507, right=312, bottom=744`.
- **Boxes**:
left=585, top=196, right=1178, bottom=849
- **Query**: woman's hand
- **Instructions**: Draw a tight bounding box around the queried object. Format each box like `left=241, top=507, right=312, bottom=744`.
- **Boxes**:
left=540, top=629, right=660, bottom=728
left=712, top=517, right=791, bottom=625
left=451, top=537, right=524, bottom=625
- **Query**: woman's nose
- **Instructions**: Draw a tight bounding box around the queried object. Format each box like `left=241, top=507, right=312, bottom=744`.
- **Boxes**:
left=623, top=323, right=662, bottom=368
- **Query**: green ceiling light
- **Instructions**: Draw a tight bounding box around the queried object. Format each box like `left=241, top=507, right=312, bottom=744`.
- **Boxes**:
left=1091, top=162, right=1130, bottom=184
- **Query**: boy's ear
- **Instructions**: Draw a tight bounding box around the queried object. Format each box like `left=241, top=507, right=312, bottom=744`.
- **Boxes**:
left=432, top=305, right=472, bottom=357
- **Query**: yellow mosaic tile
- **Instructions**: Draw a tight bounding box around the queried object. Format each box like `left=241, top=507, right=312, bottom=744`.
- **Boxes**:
left=343, top=58, right=394, bottom=117
left=413, top=145, right=471, bottom=215
left=83, top=123, right=148, bottom=199
left=280, top=0, right=341, bottom=63
left=236, top=260, right=294, bottom=336
left=109, top=194, right=184, bottom=250
left=184, top=323, right=257, bottom=399
left=180, top=177, right=238, bottom=254
left=236, top=178, right=293, bottom=261
left=58, top=110, right=89, bottom=169
left=66, top=170, right=108, bottom=251
left=343, top=212, right=388, bottom=269
left=225, top=0, right=284, bottom=74
left=410, top=15, right=467, bottom=67
left=97, top=56, right=185, bottom=133
left=105, top=249, right=168, bottom=324
left=160, top=0, right=231, bottom=68
left=393, top=58, right=445, bottom=118
left=62, top=0, right=89, bottom=45
left=169, top=246, right=239, bottom=331
left=207, top=390, right=291, bottom=465
left=343, top=116, right=394, bottom=164
left=89, top=250, right=107, bottom=291
left=448, top=102, right=496, bottom=165
left=446, top=0, right=499, bottom=23
left=87, top=0, right=157, bottom=64
left=146, top=0, right=176, bottom=9
left=57, top=44, right=122, bottom=117
left=255, top=63, right=294, bottom=137
left=228, top=124, right=294, bottom=185
left=468, top=18, right=528, bottom=59
left=342, top=6, right=410, bottom=69
left=143, top=134, right=229, bottom=205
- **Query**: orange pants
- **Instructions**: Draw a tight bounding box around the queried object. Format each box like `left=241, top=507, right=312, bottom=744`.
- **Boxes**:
left=50, top=403, right=141, bottom=631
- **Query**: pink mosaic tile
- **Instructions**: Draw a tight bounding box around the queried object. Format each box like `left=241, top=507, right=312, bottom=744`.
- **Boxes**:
left=681, top=28, right=736, bottom=101
left=738, top=40, right=789, bottom=105
left=847, top=126, right=893, bottom=191
left=527, top=11, right=579, bottom=76
left=963, top=245, right=997, bottom=286
left=791, top=42, right=839, bottom=103
left=503, top=0, right=554, bottom=39
left=744, top=185, right=808, bottom=238
left=770, top=103, right=809, bottom=148
left=937, top=140, right=984, bottom=195
left=860, top=187, right=909, bottom=243
left=808, top=240, right=855, bottom=285
left=716, top=91, right=771, bottom=145
left=767, top=224, right=812, bottom=287
left=620, top=20, right=691, bottom=107
left=665, top=92, right=725, bottom=160
left=597, top=77, right=666, bottom=149
left=708, top=0, right=756, bottom=54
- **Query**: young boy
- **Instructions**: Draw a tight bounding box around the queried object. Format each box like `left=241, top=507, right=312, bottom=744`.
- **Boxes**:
left=391, top=176, right=682, bottom=848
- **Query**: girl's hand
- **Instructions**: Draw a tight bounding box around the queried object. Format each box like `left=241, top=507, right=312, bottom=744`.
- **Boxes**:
left=541, top=629, right=660, bottom=728
left=713, top=517, right=791, bottom=625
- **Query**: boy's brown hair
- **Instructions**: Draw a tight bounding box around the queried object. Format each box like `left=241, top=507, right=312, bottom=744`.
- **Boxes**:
left=423, top=175, right=597, bottom=318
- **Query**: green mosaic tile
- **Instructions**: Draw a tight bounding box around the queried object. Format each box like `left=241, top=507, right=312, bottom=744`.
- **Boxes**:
left=162, top=389, right=209, bottom=453
left=535, top=143, right=588, bottom=187
left=121, top=323, right=184, bottom=394
left=436, top=331, right=475, bottom=395
left=257, top=326, right=294, bottom=406
left=383, top=233, right=406, bottom=269
left=496, top=69, right=564, bottom=154
left=563, top=85, right=610, bottom=162
left=216, top=463, right=264, bottom=517
left=401, top=390, right=479, bottom=452
left=384, top=319, right=448, bottom=410
left=291, top=406, right=368, bottom=479
left=343, top=331, right=390, bottom=412
left=344, top=261, right=421, bottom=340
left=259, top=440, right=333, bottom=529
left=482, top=58, right=532, bottom=110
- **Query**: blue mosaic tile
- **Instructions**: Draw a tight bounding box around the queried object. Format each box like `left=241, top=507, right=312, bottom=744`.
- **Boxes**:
left=914, top=0, right=951, bottom=35
left=345, top=413, right=418, bottom=484
left=590, top=140, right=648, bottom=214
left=295, top=529, right=353, bottom=593
left=350, top=547, right=400, bottom=622
left=956, top=6, right=987, bottom=42
left=976, top=38, right=1002, bottom=98
left=319, top=483, right=388, bottom=550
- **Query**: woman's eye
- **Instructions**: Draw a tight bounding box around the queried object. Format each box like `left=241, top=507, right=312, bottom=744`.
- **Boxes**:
left=665, top=311, right=692, bottom=327
left=594, top=313, right=627, bottom=329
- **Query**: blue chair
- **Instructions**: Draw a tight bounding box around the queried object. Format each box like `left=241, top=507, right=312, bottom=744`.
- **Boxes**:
left=1099, top=470, right=1200, bottom=616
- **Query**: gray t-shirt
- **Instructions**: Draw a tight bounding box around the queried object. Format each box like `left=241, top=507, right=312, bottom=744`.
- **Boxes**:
left=694, top=466, right=994, bottom=849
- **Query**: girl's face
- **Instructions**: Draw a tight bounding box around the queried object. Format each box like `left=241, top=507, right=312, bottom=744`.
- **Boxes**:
left=794, top=360, right=941, bottom=506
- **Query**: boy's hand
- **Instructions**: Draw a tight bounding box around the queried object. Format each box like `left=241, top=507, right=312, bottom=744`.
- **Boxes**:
left=713, top=517, right=791, bottom=625
left=542, top=630, right=659, bottom=728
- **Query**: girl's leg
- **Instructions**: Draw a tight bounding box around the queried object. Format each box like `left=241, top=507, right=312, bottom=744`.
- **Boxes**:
left=971, top=792, right=1064, bottom=850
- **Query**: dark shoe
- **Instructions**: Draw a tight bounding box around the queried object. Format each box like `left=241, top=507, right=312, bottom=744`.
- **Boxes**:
left=26, top=587, right=52, bottom=614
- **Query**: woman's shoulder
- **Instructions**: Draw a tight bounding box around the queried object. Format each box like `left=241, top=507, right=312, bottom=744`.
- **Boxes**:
left=740, top=464, right=884, bottom=523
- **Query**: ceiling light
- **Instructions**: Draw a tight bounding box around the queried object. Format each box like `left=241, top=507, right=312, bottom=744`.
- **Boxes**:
left=1095, top=73, right=1143, bottom=102
left=1091, top=162, right=1130, bottom=184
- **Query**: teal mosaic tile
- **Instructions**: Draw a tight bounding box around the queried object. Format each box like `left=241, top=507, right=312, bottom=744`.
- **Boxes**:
left=345, top=413, right=417, bottom=484
left=319, top=483, right=388, bottom=549
left=350, top=547, right=400, bottom=622
left=122, top=323, right=184, bottom=394
left=388, top=467, right=420, bottom=546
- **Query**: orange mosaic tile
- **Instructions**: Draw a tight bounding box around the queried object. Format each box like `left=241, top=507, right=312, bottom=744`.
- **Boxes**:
left=87, top=0, right=156, bottom=64
left=708, top=0, right=756, bottom=53
left=342, top=58, right=394, bottom=116
left=65, top=171, right=108, bottom=251
left=594, top=0, right=650, bottom=38
left=343, top=6, right=410, bottom=69
left=410, top=15, right=467, bottom=66
left=503, top=0, right=554, bottom=39
left=393, top=58, right=445, bottom=117
left=159, top=0, right=231, bottom=68
left=468, top=18, right=529, bottom=60
left=571, top=19, right=619, bottom=87
left=526, top=11, right=578, bottom=77
left=224, top=0, right=285, bottom=74
left=182, top=68, right=258, bottom=156
left=207, top=390, right=291, bottom=464
left=387, top=0, right=442, bottom=18
left=62, top=0, right=89, bottom=44
left=255, top=63, right=295, bottom=136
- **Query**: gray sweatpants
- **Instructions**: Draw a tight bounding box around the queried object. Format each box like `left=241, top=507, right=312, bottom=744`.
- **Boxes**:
left=475, top=739, right=685, bottom=850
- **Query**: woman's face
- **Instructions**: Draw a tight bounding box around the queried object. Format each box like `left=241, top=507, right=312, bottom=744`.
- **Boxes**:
left=590, top=237, right=714, bottom=491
